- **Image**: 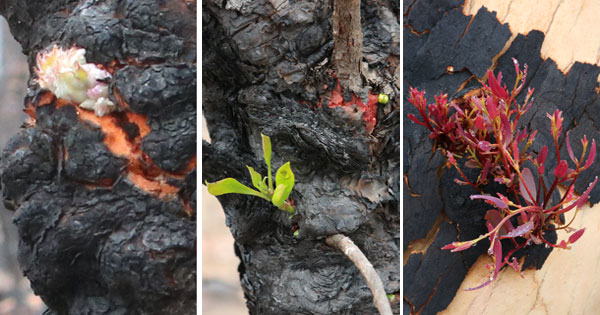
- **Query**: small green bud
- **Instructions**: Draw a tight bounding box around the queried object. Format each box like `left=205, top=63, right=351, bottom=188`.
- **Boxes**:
left=387, top=294, right=396, bottom=302
left=378, top=94, right=389, bottom=104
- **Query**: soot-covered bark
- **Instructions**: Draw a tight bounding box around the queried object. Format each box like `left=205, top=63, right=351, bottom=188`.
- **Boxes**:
left=203, top=0, right=399, bottom=314
left=404, top=3, right=600, bottom=314
left=0, top=1, right=196, bottom=314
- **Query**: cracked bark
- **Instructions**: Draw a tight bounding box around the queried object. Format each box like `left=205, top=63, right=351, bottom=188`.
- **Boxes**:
left=0, top=1, right=196, bottom=314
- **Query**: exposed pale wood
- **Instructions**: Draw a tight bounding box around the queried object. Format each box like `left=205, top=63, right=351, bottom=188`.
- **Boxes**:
left=441, top=189, right=600, bottom=314
left=465, top=0, right=600, bottom=73
left=403, top=213, right=444, bottom=265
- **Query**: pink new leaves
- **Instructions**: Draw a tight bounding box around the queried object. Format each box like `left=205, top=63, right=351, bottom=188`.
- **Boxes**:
left=409, top=59, right=597, bottom=290
left=407, top=89, right=459, bottom=152
left=486, top=67, right=508, bottom=100
left=566, top=133, right=596, bottom=171
left=408, top=59, right=537, bottom=188
left=547, top=109, right=563, bottom=142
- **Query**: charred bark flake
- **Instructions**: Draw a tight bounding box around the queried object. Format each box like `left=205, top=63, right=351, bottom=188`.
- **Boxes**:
left=0, top=1, right=196, bottom=314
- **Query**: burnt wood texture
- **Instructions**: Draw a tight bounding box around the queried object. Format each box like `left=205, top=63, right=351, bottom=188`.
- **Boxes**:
left=404, top=2, right=600, bottom=314
left=0, top=1, right=196, bottom=314
left=203, top=0, right=399, bottom=314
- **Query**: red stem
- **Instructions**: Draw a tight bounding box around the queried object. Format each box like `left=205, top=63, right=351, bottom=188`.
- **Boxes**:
left=543, top=177, right=559, bottom=209
left=543, top=173, right=580, bottom=215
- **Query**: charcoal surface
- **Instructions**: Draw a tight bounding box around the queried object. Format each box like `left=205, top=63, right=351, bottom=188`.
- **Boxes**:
left=203, top=0, right=399, bottom=314
left=404, top=2, right=600, bottom=314
left=0, top=1, right=196, bottom=314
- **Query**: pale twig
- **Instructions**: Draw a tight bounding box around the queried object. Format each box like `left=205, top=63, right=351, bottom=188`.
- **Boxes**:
left=325, top=234, right=392, bottom=315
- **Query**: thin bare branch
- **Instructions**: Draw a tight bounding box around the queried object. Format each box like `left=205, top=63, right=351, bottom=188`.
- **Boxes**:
left=325, top=233, right=392, bottom=315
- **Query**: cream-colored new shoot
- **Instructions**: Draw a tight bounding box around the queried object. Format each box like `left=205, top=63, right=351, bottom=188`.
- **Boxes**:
left=35, top=45, right=116, bottom=116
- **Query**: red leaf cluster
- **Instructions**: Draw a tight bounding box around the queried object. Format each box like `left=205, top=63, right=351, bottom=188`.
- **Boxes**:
left=408, top=58, right=597, bottom=290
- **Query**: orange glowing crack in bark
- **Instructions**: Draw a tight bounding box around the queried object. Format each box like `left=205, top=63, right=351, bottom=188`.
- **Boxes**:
left=25, top=91, right=196, bottom=212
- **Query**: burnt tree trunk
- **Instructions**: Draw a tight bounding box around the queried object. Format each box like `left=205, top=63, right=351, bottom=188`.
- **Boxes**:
left=0, top=1, right=196, bottom=314
left=404, top=2, right=600, bottom=314
left=203, top=0, right=399, bottom=314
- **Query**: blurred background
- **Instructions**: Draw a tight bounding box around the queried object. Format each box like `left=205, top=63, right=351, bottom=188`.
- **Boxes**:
left=202, top=121, right=247, bottom=315
left=0, top=17, right=46, bottom=315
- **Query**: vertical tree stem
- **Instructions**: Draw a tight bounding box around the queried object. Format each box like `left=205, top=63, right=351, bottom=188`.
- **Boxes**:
left=332, top=0, right=364, bottom=94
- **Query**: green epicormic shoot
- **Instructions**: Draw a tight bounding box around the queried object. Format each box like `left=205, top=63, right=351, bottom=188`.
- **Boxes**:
left=206, top=134, right=296, bottom=214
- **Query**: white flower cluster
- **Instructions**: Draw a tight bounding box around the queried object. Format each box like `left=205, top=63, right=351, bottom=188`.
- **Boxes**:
left=34, top=45, right=116, bottom=116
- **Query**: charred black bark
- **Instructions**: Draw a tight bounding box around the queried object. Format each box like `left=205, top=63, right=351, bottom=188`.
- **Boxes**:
left=0, top=1, right=196, bottom=314
left=404, top=3, right=600, bottom=314
left=203, top=0, right=399, bottom=314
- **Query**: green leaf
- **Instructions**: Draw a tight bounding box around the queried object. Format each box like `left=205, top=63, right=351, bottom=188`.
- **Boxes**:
left=293, top=230, right=299, bottom=237
left=261, top=133, right=273, bottom=191
left=260, top=177, right=269, bottom=195
left=247, top=166, right=268, bottom=195
left=271, top=184, right=287, bottom=208
left=275, top=161, right=295, bottom=202
left=206, top=178, right=268, bottom=200
left=387, top=294, right=395, bottom=302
